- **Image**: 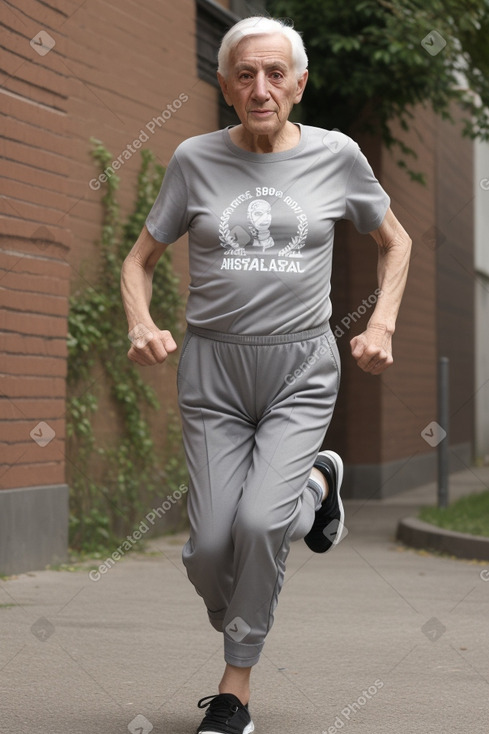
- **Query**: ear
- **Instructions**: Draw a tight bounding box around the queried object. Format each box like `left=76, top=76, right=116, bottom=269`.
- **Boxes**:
left=217, top=72, right=233, bottom=106
left=294, top=70, right=308, bottom=104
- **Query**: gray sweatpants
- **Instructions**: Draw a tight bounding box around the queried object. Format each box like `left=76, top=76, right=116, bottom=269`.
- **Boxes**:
left=177, top=323, right=341, bottom=667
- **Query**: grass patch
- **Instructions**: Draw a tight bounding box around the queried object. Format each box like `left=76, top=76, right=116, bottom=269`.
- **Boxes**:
left=419, top=490, right=489, bottom=537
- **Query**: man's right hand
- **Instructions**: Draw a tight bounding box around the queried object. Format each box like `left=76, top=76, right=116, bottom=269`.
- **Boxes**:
left=127, top=324, right=177, bottom=366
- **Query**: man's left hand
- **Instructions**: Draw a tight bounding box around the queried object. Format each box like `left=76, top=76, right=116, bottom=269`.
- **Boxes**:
left=350, top=324, right=394, bottom=375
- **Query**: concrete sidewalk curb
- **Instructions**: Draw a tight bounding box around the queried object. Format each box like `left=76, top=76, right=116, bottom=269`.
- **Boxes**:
left=396, top=515, right=489, bottom=561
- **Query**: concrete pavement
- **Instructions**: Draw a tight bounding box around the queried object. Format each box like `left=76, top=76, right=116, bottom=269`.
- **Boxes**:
left=1, top=466, right=488, bottom=734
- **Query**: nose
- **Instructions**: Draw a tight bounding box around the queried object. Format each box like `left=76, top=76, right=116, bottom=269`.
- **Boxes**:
left=252, top=71, right=270, bottom=102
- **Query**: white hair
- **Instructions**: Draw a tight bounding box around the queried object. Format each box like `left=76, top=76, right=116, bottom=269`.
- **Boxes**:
left=217, top=16, right=308, bottom=79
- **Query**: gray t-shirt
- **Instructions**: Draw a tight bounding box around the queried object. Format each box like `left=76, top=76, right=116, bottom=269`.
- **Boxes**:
left=146, top=124, right=390, bottom=335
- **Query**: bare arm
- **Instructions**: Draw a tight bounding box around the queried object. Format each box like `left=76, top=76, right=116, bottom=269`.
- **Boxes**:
left=120, top=225, right=177, bottom=366
left=350, top=207, right=412, bottom=374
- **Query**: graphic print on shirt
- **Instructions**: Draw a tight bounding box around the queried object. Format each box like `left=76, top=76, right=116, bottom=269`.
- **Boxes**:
left=219, top=186, right=308, bottom=274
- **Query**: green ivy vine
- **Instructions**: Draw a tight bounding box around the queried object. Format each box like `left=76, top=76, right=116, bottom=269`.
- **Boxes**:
left=67, top=139, right=187, bottom=553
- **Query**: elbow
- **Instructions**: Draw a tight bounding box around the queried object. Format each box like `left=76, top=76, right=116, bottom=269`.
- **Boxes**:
left=385, top=231, right=412, bottom=258
left=122, top=250, right=147, bottom=273
left=402, top=233, right=412, bottom=256
left=405, top=234, right=413, bottom=260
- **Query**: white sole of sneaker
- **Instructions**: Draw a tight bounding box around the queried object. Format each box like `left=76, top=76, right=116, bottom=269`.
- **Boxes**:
left=317, top=450, right=345, bottom=546
left=198, top=724, right=254, bottom=734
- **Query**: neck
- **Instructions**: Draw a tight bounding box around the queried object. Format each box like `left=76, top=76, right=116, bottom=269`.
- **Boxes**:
left=257, top=230, right=270, bottom=240
left=230, top=122, right=300, bottom=153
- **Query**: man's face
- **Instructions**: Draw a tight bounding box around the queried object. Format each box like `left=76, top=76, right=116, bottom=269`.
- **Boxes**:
left=249, top=201, right=272, bottom=231
left=218, top=33, right=308, bottom=139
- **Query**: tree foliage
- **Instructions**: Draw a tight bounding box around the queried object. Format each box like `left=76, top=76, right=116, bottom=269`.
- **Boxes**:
left=267, top=0, right=489, bottom=176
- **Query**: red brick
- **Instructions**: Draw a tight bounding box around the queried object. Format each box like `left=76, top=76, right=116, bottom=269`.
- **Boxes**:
left=17, top=435, right=66, bottom=465
left=0, top=195, right=70, bottom=230
left=2, top=0, right=68, bottom=37
left=0, top=461, right=65, bottom=491
left=0, top=251, right=70, bottom=280
left=1, top=332, right=68, bottom=358
left=0, top=418, right=65, bottom=444
left=0, top=397, right=66, bottom=420
left=0, top=157, right=69, bottom=195
left=0, top=374, right=66, bottom=398
left=0, top=176, right=70, bottom=213
left=1, top=354, right=67, bottom=378
left=0, top=310, right=67, bottom=339
left=0, top=270, right=70, bottom=298
left=0, top=136, right=70, bottom=179
left=0, top=287, right=68, bottom=317
left=1, top=76, right=67, bottom=115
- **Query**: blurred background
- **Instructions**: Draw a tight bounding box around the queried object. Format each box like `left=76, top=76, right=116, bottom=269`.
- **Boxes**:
left=1, top=0, right=488, bottom=574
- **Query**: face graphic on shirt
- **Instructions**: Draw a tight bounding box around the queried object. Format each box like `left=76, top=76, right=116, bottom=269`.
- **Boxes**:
left=247, top=199, right=274, bottom=252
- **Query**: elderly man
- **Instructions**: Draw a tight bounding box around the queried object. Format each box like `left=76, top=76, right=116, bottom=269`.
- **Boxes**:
left=121, top=15, right=411, bottom=734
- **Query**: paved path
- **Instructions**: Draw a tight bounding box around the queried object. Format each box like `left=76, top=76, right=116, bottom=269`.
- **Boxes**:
left=1, top=466, right=488, bottom=733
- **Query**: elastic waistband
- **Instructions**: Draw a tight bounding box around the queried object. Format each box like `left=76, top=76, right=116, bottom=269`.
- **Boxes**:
left=186, top=323, right=331, bottom=345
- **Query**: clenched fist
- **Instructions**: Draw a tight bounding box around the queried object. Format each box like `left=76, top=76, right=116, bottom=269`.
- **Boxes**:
left=350, top=324, right=393, bottom=375
left=127, top=323, right=177, bottom=366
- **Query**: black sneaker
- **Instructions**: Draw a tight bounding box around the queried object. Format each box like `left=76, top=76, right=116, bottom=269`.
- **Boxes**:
left=304, top=450, right=345, bottom=553
left=196, top=693, right=254, bottom=734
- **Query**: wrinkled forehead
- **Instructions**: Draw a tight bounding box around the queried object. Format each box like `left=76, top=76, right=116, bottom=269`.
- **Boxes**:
left=229, top=32, right=294, bottom=69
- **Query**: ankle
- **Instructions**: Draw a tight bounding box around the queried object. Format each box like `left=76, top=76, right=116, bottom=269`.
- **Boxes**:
left=219, top=664, right=251, bottom=706
left=310, top=466, right=329, bottom=502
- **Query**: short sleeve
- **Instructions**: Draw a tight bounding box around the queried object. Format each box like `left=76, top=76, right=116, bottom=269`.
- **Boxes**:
left=344, top=148, right=390, bottom=234
left=145, top=153, right=189, bottom=244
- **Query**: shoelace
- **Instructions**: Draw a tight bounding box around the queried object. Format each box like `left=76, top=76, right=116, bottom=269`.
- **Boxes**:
left=197, top=694, right=242, bottom=727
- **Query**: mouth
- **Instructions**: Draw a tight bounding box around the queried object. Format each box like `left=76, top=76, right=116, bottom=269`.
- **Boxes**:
left=249, top=109, right=275, bottom=118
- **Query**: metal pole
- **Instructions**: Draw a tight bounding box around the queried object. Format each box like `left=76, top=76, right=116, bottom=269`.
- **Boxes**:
left=437, top=356, right=449, bottom=509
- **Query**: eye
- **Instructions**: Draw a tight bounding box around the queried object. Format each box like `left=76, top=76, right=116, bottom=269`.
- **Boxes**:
left=270, top=72, right=284, bottom=81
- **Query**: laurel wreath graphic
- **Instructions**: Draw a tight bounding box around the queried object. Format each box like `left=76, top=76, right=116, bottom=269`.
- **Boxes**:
left=219, top=220, right=240, bottom=250
left=278, top=220, right=308, bottom=256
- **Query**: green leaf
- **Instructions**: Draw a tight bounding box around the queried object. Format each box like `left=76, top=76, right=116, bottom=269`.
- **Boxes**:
left=67, top=139, right=185, bottom=553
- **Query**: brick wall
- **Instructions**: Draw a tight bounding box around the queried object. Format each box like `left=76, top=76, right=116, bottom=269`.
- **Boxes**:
left=0, top=0, right=233, bottom=493
left=0, top=0, right=234, bottom=571
left=1, top=0, right=71, bottom=491
left=327, top=105, right=474, bottom=496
